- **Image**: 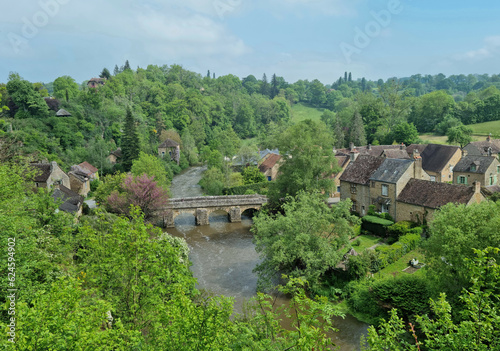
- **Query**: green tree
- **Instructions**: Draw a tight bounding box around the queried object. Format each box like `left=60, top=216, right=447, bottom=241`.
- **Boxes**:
left=447, top=123, right=473, bottom=148
left=252, top=192, right=358, bottom=290
left=53, top=75, right=79, bottom=101
left=100, top=67, right=111, bottom=79
left=409, top=90, right=455, bottom=132
left=269, top=119, right=339, bottom=203
left=349, top=111, right=367, bottom=146
left=199, top=167, right=225, bottom=195
left=385, top=122, right=420, bottom=145
left=131, top=151, right=170, bottom=189
left=242, top=165, right=266, bottom=184
left=121, top=107, right=140, bottom=171
left=270, top=73, right=279, bottom=99
left=6, top=77, right=50, bottom=118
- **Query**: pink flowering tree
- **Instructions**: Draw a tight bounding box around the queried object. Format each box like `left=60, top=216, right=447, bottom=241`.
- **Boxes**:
left=107, top=173, right=169, bottom=221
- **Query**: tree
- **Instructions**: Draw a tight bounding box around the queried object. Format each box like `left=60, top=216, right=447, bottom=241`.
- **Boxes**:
left=131, top=151, right=170, bottom=189
left=199, top=167, right=225, bottom=195
left=123, top=60, right=131, bottom=71
left=107, top=174, right=169, bottom=221
left=242, top=165, right=266, bottom=184
left=270, top=73, right=279, bottom=99
left=408, top=90, right=455, bottom=132
left=349, top=111, right=367, bottom=146
left=100, top=67, right=111, bottom=79
left=6, top=77, right=50, bottom=118
left=252, top=192, right=359, bottom=290
left=53, top=75, right=79, bottom=102
left=260, top=73, right=270, bottom=97
left=362, top=248, right=500, bottom=350
left=447, top=123, right=473, bottom=148
left=309, top=79, right=326, bottom=107
left=385, top=122, right=420, bottom=146
left=121, top=107, right=140, bottom=171
left=270, top=119, right=339, bottom=203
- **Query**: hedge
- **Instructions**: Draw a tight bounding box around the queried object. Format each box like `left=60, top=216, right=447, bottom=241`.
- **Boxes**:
left=361, top=215, right=394, bottom=236
left=223, top=181, right=269, bottom=195
left=372, top=233, right=422, bottom=271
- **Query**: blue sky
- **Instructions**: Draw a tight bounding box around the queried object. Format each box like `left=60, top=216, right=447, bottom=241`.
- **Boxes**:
left=1, top=0, right=499, bottom=85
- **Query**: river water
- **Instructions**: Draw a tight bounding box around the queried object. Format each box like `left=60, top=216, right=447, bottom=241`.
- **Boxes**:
left=166, top=166, right=369, bottom=350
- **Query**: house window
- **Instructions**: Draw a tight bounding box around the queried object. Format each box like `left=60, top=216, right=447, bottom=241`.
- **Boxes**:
left=381, top=184, right=388, bottom=196
left=361, top=206, right=366, bottom=216
left=370, top=181, right=375, bottom=188
left=381, top=204, right=389, bottom=213
left=267, top=176, right=272, bottom=181
left=497, top=166, right=500, bottom=173
left=350, top=184, right=357, bottom=194
left=351, top=201, right=357, bottom=212
left=471, top=164, right=477, bottom=172
left=337, top=186, right=341, bottom=193
left=490, top=176, right=495, bottom=186
left=458, top=176, right=467, bottom=185
left=430, top=176, right=436, bottom=182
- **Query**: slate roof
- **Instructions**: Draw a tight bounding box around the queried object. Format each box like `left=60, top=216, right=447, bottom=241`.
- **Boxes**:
left=52, top=185, right=84, bottom=214
left=259, top=154, right=281, bottom=172
left=30, top=163, right=51, bottom=182
left=337, top=145, right=404, bottom=157
left=159, top=138, right=180, bottom=148
left=335, top=155, right=350, bottom=169
left=259, top=148, right=279, bottom=160
left=453, top=156, right=497, bottom=174
left=78, top=161, right=98, bottom=174
left=465, top=139, right=500, bottom=156
left=397, top=179, right=476, bottom=209
left=69, top=170, right=89, bottom=182
left=370, top=158, right=413, bottom=184
left=56, top=109, right=71, bottom=117
left=420, top=144, right=460, bottom=173
left=71, top=162, right=98, bottom=177
left=406, top=144, right=428, bottom=157
left=339, top=155, right=385, bottom=185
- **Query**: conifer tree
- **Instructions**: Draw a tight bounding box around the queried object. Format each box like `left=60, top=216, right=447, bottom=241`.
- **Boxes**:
left=348, top=72, right=352, bottom=82
left=100, top=68, right=111, bottom=79
left=113, top=64, right=120, bottom=76
left=122, top=107, right=140, bottom=171
left=207, top=70, right=211, bottom=78
left=270, top=73, right=279, bottom=99
left=260, top=73, right=270, bottom=97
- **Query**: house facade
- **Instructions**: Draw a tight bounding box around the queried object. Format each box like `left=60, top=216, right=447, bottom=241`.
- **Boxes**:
left=259, top=154, right=282, bottom=181
left=31, top=161, right=70, bottom=189
left=463, top=135, right=500, bottom=157
left=158, top=139, right=180, bottom=165
left=71, top=161, right=99, bottom=181
left=419, top=144, right=462, bottom=182
left=68, top=171, right=90, bottom=197
left=396, top=179, right=485, bottom=223
left=87, top=78, right=106, bottom=88
left=453, top=155, right=500, bottom=187
left=107, top=148, right=122, bottom=164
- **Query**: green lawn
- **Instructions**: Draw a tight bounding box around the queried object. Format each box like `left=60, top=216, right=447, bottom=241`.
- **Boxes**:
left=290, top=103, right=324, bottom=123
left=351, top=235, right=385, bottom=252
left=419, top=133, right=485, bottom=145
left=469, top=120, right=500, bottom=137
left=376, top=249, right=426, bottom=279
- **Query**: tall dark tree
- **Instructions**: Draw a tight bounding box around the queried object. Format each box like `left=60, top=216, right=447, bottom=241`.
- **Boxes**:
left=260, top=73, right=270, bottom=97
left=100, top=68, right=111, bottom=79
left=121, top=107, right=140, bottom=171
left=361, top=77, right=367, bottom=91
left=348, top=72, right=352, bottom=82
left=123, top=60, right=131, bottom=71
left=207, top=70, right=211, bottom=78
left=113, top=64, right=120, bottom=76
left=213, top=73, right=215, bottom=79
left=349, top=112, right=367, bottom=147
left=270, top=73, right=279, bottom=99
left=344, top=71, right=348, bottom=83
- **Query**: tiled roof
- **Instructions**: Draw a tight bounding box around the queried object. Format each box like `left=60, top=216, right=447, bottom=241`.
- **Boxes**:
left=335, top=155, right=350, bottom=169
left=52, top=185, right=83, bottom=214
left=465, top=139, right=500, bottom=156
left=406, top=144, right=428, bottom=157
left=339, top=155, right=385, bottom=185
left=397, top=179, right=476, bottom=209
left=420, top=144, right=460, bottom=172
left=110, top=148, right=122, bottom=158
left=78, top=161, right=98, bottom=174
left=259, top=154, right=281, bottom=172
left=453, top=156, right=497, bottom=174
left=259, top=148, right=279, bottom=160
left=69, top=171, right=89, bottom=182
left=30, top=163, right=51, bottom=182
left=159, top=138, right=180, bottom=148
left=370, top=158, right=413, bottom=184
left=337, top=145, right=403, bottom=157
left=383, top=149, right=410, bottom=159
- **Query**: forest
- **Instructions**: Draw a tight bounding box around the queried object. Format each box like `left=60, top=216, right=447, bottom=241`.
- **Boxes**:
left=1, top=64, right=500, bottom=349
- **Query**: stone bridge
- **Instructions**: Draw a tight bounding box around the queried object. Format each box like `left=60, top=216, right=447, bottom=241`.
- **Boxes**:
left=162, top=195, right=268, bottom=228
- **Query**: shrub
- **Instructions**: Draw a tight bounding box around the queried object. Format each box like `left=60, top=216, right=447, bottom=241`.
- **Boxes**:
left=372, top=233, right=422, bottom=271
left=361, top=215, right=394, bottom=236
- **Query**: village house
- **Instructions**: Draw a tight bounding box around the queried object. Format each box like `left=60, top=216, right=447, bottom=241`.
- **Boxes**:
left=339, top=154, right=385, bottom=216
left=71, top=161, right=99, bottom=181
left=453, top=155, right=500, bottom=187
left=330, top=154, right=350, bottom=198
left=396, top=179, right=485, bottom=223
left=336, top=143, right=407, bottom=158
left=417, top=144, right=462, bottom=182
left=158, top=138, right=180, bottom=165
left=368, top=156, right=430, bottom=219
left=259, top=153, right=282, bottom=181
left=463, top=135, right=500, bottom=157
left=52, top=185, right=85, bottom=217
left=87, top=77, right=106, bottom=88
left=56, top=109, right=71, bottom=117
left=68, top=170, right=90, bottom=197
left=107, top=148, right=122, bottom=164
left=30, top=161, right=70, bottom=189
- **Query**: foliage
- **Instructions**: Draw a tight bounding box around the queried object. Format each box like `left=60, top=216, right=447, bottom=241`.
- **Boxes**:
left=242, top=165, right=266, bottom=184
left=6, top=78, right=50, bottom=119
left=131, top=151, right=170, bottom=189
left=446, top=123, right=473, bottom=147
left=199, top=167, right=225, bottom=195
left=107, top=174, right=169, bottom=221
left=387, top=221, right=422, bottom=243
left=223, top=181, right=270, bottom=195
left=53, top=75, right=79, bottom=102
left=121, top=106, right=140, bottom=171
left=385, top=122, right=420, bottom=146
left=362, top=248, right=500, bottom=350
left=252, top=192, right=359, bottom=290
left=374, top=233, right=422, bottom=271
left=361, top=215, right=394, bottom=236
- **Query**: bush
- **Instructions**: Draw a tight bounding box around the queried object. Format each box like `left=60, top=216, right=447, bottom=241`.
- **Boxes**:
left=223, top=181, right=269, bottom=195
left=353, top=238, right=361, bottom=247
left=361, top=215, right=394, bottom=236
left=372, top=233, right=422, bottom=271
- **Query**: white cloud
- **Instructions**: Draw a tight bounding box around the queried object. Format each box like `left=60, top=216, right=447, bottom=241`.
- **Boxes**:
left=453, top=35, right=500, bottom=61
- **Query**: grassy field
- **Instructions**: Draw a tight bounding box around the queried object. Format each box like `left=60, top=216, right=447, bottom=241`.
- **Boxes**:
left=290, top=103, right=324, bottom=123
left=351, top=235, right=385, bottom=252
left=469, top=120, right=500, bottom=137
left=376, top=248, right=426, bottom=279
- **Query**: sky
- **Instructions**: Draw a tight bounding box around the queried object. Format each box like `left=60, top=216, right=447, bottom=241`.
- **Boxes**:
left=1, top=0, right=500, bottom=85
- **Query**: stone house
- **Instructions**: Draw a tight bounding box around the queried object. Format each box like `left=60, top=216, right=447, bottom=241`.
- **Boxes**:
left=336, top=143, right=407, bottom=158
left=68, top=171, right=90, bottom=197
left=463, top=135, right=500, bottom=157
left=30, top=161, right=70, bottom=189
left=158, top=139, right=180, bottom=165
left=52, top=185, right=85, bottom=217
left=259, top=154, right=282, bottom=181
left=418, top=144, right=462, bottom=182
left=107, top=148, right=122, bottom=164
left=453, top=155, right=500, bottom=187
left=71, top=161, right=99, bottom=181
left=339, top=155, right=386, bottom=216
left=396, top=179, right=485, bottom=223
left=368, top=157, right=430, bottom=220
left=330, top=155, right=350, bottom=197
left=87, top=77, right=106, bottom=88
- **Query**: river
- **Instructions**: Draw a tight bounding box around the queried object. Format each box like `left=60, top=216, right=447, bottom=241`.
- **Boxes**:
left=166, top=166, right=369, bottom=350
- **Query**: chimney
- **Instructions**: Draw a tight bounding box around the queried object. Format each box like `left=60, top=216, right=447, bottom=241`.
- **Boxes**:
left=413, top=156, right=423, bottom=179
left=367, top=144, right=372, bottom=150
left=332, top=146, right=337, bottom=155
left=488, top=147, right=492, bottom=157
left=350, top=148, right=359, bottom=162
left=412, top=148, right=420, bottom=159
left=400, top=143, right=405, bottom=150
left=487, top=133, right=491, bottom=142
left=462, top=149, right=468, bottom=158
left=474, top=181, right=481, bottom=195
left=50, top=161, right=57, bottom=173
left=349, top=142, right=355, bottom=151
